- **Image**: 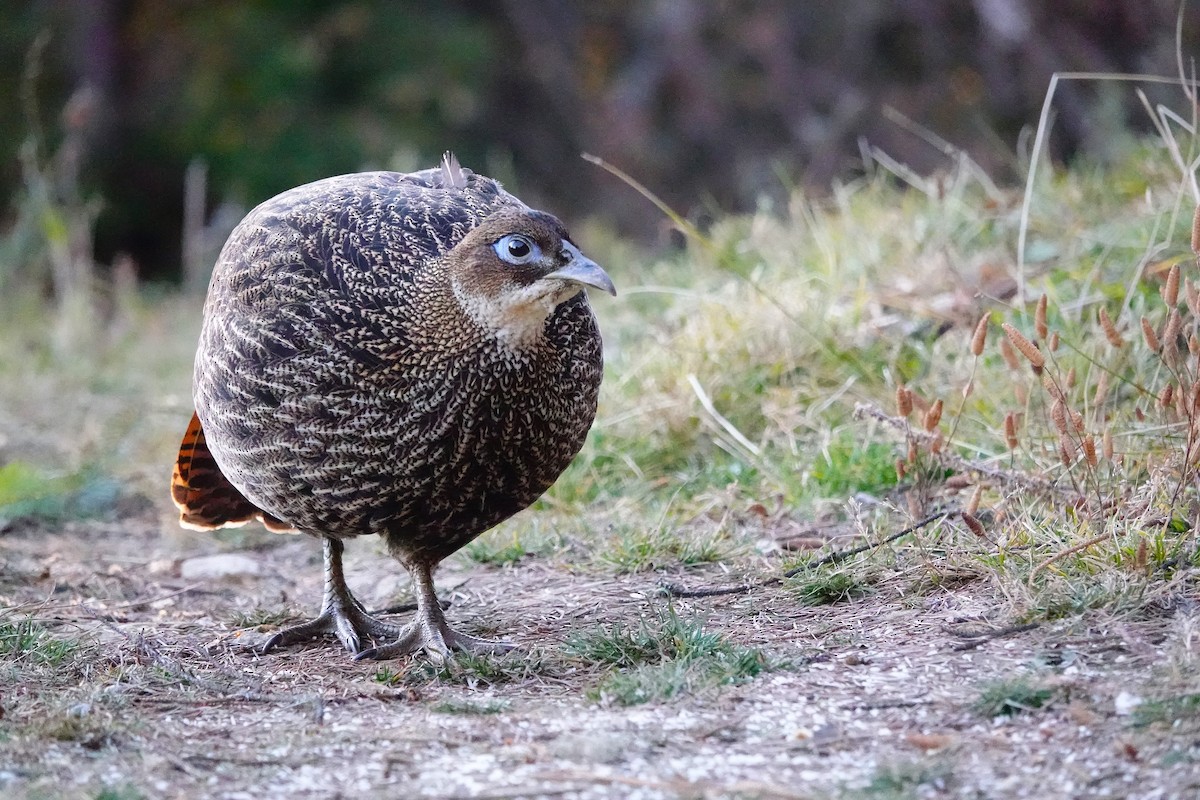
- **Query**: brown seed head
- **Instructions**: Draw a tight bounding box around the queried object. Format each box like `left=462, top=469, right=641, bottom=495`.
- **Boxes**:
left=1047, top=331, right=1060, bottom=352
left=1059, top=436, right=1073, bottom=465
left=999, top=337, right=1020, bottom=370
left=1192, top=204, right=1200, bottom=259
left=907, top=440, right=918, bottom=464
left=1051, top=398, right=1069, bottom=433
left=896, top=385, right=913, bottom=417
left=1004, top=411, right=1019, bottom=450
left=966, top=484, right=983, bottom=515
left=1186, top=278, right=1200, bottom=317
left=1159, top=382, right=1174, bottom=411
left=961, top=512, right=987, bottom=539
left=970, top=315, right=989, bottom=356
left=1098, top=307, right=1123, bottom=348
left=1002, top=323, right=1045, bottom=368
left=1082, top=435, right=1097, bottom=467
left=1093, top=371, right=1109, bottom=408
left=930, top=431, right=944, bottom=454
left=923, top=399, right=944, bottom=432
left=1071, top=409, right=1085, bottom=434
left=1165, top=263, right=1181, bottom=307
left=1165, top=308, right=1182, bottom=346
left=1102, top=429, right=1113, bottom=460
left=1141, top=317, right=1161, bottom=352
left=1035, top=295, right=1049, bottom=340
left=1041, top=372, right=1064, bottom=402
left=895, top=458, right=907, bottom=481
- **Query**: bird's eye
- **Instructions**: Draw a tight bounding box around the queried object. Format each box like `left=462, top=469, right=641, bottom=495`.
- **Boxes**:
left=493, top=234, right=540, bottom=265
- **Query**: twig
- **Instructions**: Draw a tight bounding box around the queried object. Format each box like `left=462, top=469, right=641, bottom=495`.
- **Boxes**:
left=1028, top=532, right=1112, bottom=584
left=946, top=621, right=1040, bottom=651
left=787, top=512, right=950, bottom=575
left=660, top=512, right=953, bottom=598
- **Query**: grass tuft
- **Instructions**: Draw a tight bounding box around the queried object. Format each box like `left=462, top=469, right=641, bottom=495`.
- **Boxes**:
left=568, top=609, right=767, bottom=705
left=973, top=678, right=1056, bottom=717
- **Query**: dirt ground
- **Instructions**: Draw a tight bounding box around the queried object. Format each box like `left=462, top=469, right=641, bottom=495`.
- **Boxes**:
left=2, top=507, right=1199, bottom=800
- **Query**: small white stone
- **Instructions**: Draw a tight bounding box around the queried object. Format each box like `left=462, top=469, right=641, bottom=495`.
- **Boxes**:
left=1114, top=691, right=1143, bottom=716
left=180, top=553, right=261, bottom=579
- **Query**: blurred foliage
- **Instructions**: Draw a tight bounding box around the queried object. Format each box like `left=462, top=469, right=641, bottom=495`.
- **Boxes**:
left=0, top=0, right=1197, bottom=282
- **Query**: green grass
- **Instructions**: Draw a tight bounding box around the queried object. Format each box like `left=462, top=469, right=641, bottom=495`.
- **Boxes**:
left=0, top=618, right=80, bottom=666
left=568, top=610, right=767, bottom=705
left=973, top=678, right=1056, bottom=717
left=1132, top=693, right=1200, bottom=727
left=787, top=569, right=874, bottom=606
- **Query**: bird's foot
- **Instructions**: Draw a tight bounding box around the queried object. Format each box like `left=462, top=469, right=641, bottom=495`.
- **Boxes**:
left=259, top=601, right=402, bottom=656
left=353, top=618, right=514, bottom=663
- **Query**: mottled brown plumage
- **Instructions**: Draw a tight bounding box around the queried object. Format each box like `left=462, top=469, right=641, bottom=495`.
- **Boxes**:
left=172, top=154, right=614, bottom=660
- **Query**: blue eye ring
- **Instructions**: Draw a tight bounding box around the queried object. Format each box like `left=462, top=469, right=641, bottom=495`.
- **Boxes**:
left=493, top=234, right=540, bottom=265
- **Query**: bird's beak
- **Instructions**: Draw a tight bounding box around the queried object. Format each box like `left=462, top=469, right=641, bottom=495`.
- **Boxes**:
left=545, top=250, right=617, bottom=297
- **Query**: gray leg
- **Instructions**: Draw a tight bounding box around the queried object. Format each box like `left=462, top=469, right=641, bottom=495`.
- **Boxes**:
left=259, top=537, right=401, bottom=655
left=354, top=561, right=514, bottom=662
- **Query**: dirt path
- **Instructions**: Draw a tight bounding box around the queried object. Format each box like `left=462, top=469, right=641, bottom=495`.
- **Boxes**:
left=2, top=513, right=1198, bottom=799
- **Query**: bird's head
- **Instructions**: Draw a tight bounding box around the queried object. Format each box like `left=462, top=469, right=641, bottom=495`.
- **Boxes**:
left=446, top=207, right=616, bottom=348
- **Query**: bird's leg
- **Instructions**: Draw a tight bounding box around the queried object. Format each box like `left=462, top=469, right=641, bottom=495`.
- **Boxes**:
left=259, top=537, right=401, bottom=655
left=354, top=561, right=514, bottom=662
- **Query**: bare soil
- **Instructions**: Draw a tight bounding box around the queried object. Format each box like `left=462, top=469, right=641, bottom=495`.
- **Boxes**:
left=2, top=509, right=1199, bottom=800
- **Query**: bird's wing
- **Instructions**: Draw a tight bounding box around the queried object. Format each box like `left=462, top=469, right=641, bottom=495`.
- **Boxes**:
left=171, top=412, right=295, bottom=533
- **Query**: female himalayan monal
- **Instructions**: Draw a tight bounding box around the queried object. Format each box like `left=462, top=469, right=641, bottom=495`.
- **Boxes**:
left=171, top=154, right=615, bottom=661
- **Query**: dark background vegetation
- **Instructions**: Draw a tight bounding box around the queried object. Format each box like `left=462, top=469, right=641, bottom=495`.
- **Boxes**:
left=2, top=0, right=1198, bottom=283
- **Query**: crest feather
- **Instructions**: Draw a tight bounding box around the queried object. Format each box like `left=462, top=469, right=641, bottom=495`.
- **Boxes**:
left=440, top=151, right=468, bottom=189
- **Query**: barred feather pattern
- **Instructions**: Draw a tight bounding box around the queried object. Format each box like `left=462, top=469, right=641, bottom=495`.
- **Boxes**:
left=191, top=166, right=604, bottom=567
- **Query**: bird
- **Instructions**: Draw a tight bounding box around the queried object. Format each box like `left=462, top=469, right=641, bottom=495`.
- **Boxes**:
left=170, top=153, right=614, bottom=661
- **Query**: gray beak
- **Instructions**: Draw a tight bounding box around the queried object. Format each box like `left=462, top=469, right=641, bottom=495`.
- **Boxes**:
left=545, top=246, right=617, bottom=297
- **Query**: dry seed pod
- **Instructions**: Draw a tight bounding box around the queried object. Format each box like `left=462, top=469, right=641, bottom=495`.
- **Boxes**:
left=1165, top=308, right=1182, bottom=345
left=896, top=385, right=913, bottom=417
left=895, top=458, right=907, bottom=481
left=970, top=315, right=989, bottom=356
left=930, top=431, right=944, bottom=454
left=1165, top=263, right=1181, bottom=307
left=1186, top=278, right=1200, bottom=316
left=1192, top=203, right=1200, bottom=259
left=923, top=399, right=944, bottom=431
left=1002, top=323, right=1045, bottom=369
left=1135, top=538, right=1148, bottom=571
left=1177, top=381, right=1189, bottom=418
left=907, top=440, right=918, bottom=464
left=1189, top=332, right=1200, bottom=357
left=1047, top=331, right=1060, bottom=352
left=1035, top=295, right=1049, bottom=340
left=1066, top=367, right=1076, bottom=389
left=1102, top=429, right=1113, bottom=460
left=1098, top=307, right=1123, bottom=348
left=1082, top=435, right=1098, bottom=467
left=961, top=512, right=987, bottom=539
left=999, top=337, right=1021, bottom=370
left=1042, top=372, right=1064, bottom=401
left=1136, top=405, right=1145, bottom=422
left=1051, top=398, right=1069, bottom=433
left=1004, top=411, right=1019, bottom=450
left=1159, top=382, right=1174, bottom=411
left=1071, top=409, right=1085, bottom=434
left=1059, top=436, right=1074, bottom=465
left=1141, top=316, right=1161, bottom=352
left=966, top=484, right=983, bottom=515
left=1094, top=371, right=1109, bottom=408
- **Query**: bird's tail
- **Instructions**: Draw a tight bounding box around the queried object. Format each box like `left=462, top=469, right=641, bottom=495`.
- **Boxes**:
left=171, top=411, right=294, bottom=533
